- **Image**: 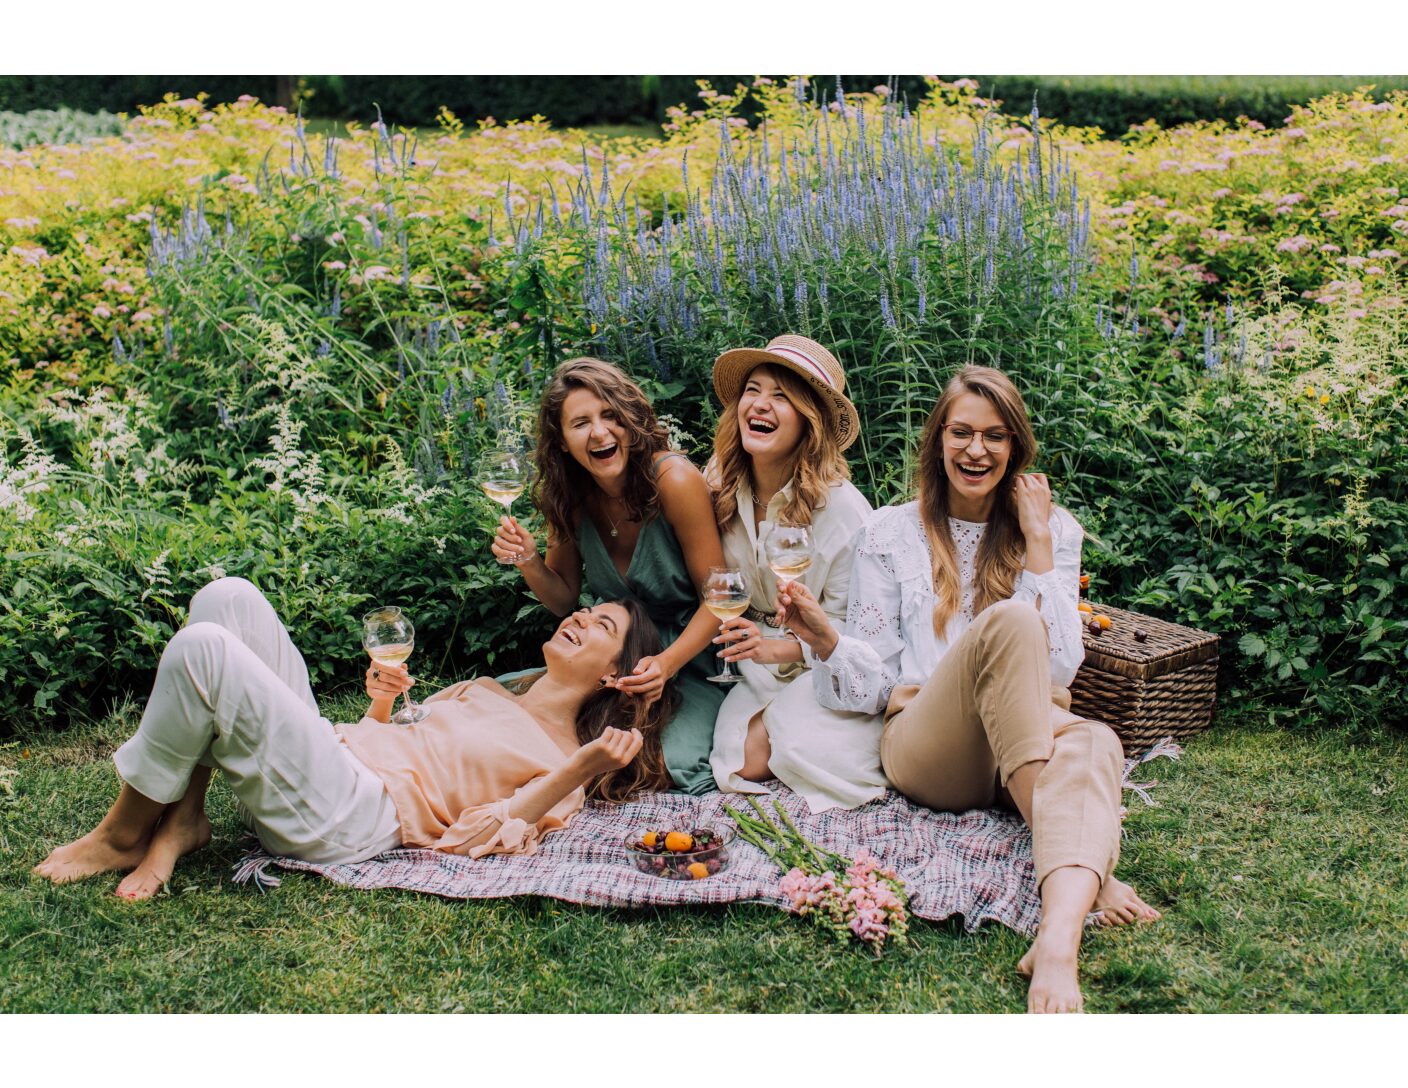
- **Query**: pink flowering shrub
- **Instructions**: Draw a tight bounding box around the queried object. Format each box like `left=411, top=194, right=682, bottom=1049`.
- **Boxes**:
left=1060, top=88, right=1408, bottom=315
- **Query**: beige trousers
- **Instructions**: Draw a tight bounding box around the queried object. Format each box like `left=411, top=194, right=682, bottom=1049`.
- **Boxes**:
left=880, top=599, right=1124, bottom=889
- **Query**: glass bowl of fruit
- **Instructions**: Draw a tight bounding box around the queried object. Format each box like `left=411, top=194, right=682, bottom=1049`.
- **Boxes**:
left=624, top=826, right=734, bottom=880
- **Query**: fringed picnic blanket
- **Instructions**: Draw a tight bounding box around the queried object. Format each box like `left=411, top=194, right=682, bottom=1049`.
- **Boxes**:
left=233, top=739, right=1182, bottom=937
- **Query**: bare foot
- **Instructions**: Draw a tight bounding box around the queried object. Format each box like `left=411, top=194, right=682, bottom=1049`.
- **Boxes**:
left=33, top=828, right=151, bottom=885
left=115, top=810, right=212, bottom=900
left=1094, top=876, right=1162, bottom=927
left=1018, top=938, right=1084, bottom=1013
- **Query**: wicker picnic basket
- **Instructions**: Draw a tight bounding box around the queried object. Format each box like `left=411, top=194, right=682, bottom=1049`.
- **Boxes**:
left=1068, top=603, right=1220, bottom=756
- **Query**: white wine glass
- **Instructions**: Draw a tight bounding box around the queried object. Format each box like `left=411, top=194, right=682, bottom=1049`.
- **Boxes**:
left=702, top=566, right=750, bottom=685
left=362, top=605, right=428, bottom=724
left=765, top=523, right=813, bottom=627
left=764, top=523, right=813, bottom=584
left=480, top=448, right=530, bottom=564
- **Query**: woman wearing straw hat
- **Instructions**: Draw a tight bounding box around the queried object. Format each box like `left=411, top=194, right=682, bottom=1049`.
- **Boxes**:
left=704, top=335, right=882, bottom=812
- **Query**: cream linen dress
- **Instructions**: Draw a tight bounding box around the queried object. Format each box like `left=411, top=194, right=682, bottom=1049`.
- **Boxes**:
left=707, top=475, right=884, bottom=812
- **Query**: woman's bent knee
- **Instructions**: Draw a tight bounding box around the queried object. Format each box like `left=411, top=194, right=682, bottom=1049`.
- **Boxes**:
left=189, top=576, right=263, bottom=619
left=164, top=621, right=234, bottom=668
left=1060, top=719, right=1124, bottom=777
left=978, top=598, right=1043, bottom=633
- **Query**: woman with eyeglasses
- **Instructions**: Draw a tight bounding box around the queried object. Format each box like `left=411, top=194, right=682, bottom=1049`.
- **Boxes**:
left=775, top=365, right=1160, bottom=1013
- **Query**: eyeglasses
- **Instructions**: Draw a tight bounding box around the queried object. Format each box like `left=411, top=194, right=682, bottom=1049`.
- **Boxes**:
left=940, top=424, right=1013, bottom=452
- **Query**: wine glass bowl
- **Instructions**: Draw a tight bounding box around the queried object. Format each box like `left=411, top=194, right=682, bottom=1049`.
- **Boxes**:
left=362, top=606, right=428, bottom=724
left=702, top=566, right=750, bottom=685
left=764, top=524, right=813, bottom=627
left=764, top=523, right=813, bottom=584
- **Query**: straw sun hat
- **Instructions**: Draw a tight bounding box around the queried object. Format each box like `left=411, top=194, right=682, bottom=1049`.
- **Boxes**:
left=712, top=334, right=861, bottom=451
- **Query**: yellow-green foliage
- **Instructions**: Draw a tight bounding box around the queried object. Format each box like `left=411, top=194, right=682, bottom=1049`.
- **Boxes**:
left=1062, top=88, right=1408, bottom=317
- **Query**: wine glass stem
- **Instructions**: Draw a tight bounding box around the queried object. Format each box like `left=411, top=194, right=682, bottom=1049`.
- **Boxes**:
left=719, top=621, right=734, bottom=678
left=503, top=499, right=520, bottom=563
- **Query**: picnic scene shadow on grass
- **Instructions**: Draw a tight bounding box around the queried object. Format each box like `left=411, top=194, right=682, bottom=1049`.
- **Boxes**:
left=3, top=701, right=1407, bottom=1013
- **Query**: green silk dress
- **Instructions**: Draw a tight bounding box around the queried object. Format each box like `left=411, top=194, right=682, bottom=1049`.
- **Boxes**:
left=575, top=512, right=722, bottom=795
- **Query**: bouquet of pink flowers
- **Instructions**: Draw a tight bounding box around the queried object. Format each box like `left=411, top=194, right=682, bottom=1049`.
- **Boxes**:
left=725, top=796, right=909, bottom=956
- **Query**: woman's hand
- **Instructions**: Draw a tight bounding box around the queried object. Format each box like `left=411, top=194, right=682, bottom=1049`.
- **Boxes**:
left=775, top=580, right=838, bottom=660
left=714, top=616, right=763, bottom=664
left=1012, top=472, right=1052, bottom=542
left=491, top=515, right=539, bottom=566
left=573, top=727, right=644, bottom=778
left=366, top=660, right=415, bottom=701
left=613, top=654, right=669, bottom=706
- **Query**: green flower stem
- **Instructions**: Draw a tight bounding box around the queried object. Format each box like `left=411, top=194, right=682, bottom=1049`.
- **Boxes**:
left=723, top=803, right=784, bottom=863
left=771, top=797, right=831, bottom=871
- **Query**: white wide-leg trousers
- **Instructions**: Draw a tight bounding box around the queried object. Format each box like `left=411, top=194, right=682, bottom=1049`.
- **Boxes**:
left=113, top=577, right=401, bottom=863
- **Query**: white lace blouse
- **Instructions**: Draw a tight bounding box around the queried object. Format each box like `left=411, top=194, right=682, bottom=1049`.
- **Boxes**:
left=807, top=502, right=1086, bottom=715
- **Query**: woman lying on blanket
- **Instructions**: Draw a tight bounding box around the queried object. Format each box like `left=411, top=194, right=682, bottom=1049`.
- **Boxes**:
left=775, top=365, right=1160, bottom=1013
left=33, top=577, right=674, bottom=900
left=702, top=335, right=878, bottom=812
left=492, top=357, right=727, bottom=795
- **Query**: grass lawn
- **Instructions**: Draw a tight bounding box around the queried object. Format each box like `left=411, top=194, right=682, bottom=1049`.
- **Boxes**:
left=2, top=698, right=1405, bottom=1013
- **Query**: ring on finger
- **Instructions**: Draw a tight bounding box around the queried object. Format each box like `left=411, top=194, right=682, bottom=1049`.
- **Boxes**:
left=373, top=669, right=381, bottom=681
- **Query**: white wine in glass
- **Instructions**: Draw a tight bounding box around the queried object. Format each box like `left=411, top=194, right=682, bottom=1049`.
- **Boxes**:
left=765, top=523, right=813, bottom=583
left=480, top=448, right=530, bottom=564
left=764, top=523, right=813, bottom=628
left=703, top=566, right=750, bottom=685
left=362, top=606, right=428, bottom=724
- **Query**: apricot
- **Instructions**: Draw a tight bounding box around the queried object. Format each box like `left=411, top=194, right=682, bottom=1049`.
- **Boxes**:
left=1077, top=601, right=1093, bottom=614
left=1079, top=573, right=1090, bottom=590
left=1093, top=614, right=1112, bottom=630
left=642, top=831, right=659, bottom=849
left=687, top=862, right=709, bottom=879
left=664, top=831, right=694, bottom=852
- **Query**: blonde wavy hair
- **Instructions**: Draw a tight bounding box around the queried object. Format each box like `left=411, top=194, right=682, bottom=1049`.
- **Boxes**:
left=711, top=364, right=851, bottom=529
left=916, top=366, right=1041, bottom=635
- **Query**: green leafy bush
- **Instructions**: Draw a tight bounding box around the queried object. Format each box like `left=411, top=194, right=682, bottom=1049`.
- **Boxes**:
left=3, top=81, right=1406, bottom=732
left=1053, top=293, right=1408, bottom=720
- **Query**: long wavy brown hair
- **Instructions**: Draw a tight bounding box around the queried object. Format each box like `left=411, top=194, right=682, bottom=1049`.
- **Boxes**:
left=572, top=598, right=677, bottom=802
left=916, top=366, right=1039, bottom=634
left=534, top=358, right=671, bottom=548
left=711, top=364, right=851, bottom=529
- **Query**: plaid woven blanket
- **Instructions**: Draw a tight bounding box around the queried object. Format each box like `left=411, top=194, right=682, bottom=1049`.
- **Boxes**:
left=238, top=787, right=1041, bottom=933
left=233, top=739, right=1180, bottom=936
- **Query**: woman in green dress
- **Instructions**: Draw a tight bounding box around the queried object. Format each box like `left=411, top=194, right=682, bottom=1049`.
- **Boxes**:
left=491, top=357, right=725, bottom=794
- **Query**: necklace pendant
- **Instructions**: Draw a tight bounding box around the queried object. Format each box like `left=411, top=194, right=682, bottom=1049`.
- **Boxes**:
left=610, top=527, right=619, bottom=538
